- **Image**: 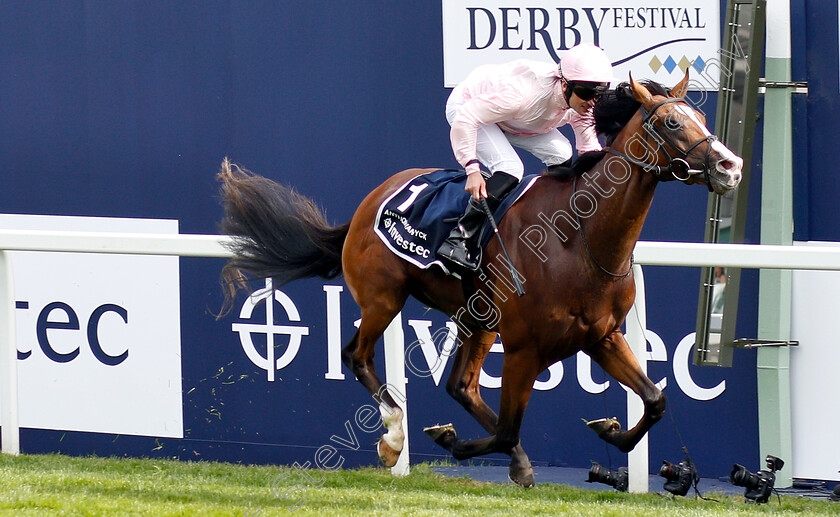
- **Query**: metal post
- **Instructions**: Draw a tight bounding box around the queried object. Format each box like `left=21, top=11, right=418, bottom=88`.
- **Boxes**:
left=0, top=250, right=20, bottom=455
left=757, top=0, right=793, bottom=488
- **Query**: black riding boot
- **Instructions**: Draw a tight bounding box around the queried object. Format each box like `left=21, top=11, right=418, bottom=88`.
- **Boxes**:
left=545, top=158, right=573, bottom=177
left=438, top=171, right=519, bottom=270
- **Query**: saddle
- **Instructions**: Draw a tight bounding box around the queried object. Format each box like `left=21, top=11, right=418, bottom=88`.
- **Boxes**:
left=373, top=169, right=538, bottom=275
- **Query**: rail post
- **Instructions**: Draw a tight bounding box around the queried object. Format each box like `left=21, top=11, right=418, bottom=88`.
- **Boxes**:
left=0, top=251, right=20, bottom=455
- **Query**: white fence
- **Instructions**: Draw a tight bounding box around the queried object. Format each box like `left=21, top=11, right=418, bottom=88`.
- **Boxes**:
left=3, top=230, right=840, bottom=490
left=0, top=230, right=234, bottom=461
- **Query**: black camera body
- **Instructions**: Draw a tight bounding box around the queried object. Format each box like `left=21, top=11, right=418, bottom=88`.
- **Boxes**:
left=586, top=462, right=628, bottom=492
left=659, top=459, right=698, bottom=497
left=729, top=455, right=785, bottom=503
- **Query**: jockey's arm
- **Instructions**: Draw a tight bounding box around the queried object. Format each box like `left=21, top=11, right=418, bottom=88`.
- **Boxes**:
left=569, top=109, right=603, bottom=153
left=450, top=88, right=522, bottom=177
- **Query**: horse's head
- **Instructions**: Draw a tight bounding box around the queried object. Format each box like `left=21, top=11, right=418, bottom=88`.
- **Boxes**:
left=627, top=71, right=743, bottom=194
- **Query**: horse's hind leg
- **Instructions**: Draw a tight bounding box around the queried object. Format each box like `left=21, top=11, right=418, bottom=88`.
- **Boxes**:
left=427, top=348, right=541, bottom=467
left=584, top=329, right=666, bottom=452
left=443, top=329, right=534, bottom=487
left=341, top=297, right=408, bottom=467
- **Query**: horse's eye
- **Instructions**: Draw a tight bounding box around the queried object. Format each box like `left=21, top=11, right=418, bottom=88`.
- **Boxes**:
left=664, top=117, right=684, bottom=131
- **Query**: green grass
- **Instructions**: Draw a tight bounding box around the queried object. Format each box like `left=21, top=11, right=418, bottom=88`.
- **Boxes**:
left=0, top=454, right=836, bottom=516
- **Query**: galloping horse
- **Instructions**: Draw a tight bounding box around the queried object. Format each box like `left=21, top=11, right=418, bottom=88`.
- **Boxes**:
left=218, top=73, right=742, bottom=487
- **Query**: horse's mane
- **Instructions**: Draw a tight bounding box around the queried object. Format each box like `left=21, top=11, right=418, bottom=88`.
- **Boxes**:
left=543, top=80, right=671, bottom=180
left=594, top=80, right=671, bottom=145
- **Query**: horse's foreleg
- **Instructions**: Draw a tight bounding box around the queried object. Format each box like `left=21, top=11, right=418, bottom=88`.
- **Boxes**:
left=584, top=330, right=666, bottom=453
left=444, top=330, right=534, bottom=487
left=428, top=350, right=539, bottom=465
left=341, top=301, right=407, bottom=467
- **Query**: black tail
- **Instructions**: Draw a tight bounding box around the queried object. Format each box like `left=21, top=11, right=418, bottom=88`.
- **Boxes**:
left=217, top=158, right=350, bottom=310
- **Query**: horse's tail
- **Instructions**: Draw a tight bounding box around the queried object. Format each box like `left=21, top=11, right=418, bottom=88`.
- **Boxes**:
left=217, top=158, right=350, bottom=312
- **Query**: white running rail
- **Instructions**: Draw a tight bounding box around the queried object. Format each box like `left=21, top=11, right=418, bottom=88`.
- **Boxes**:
left=0, top=230, right=234, bottom=458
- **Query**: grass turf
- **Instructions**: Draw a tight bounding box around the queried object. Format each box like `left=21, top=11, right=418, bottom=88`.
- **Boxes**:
left=0, top=454, right=836, bottom=516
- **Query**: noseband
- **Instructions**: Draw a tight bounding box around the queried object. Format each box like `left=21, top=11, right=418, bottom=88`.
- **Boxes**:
left=606, top=98, right=717, bottom=192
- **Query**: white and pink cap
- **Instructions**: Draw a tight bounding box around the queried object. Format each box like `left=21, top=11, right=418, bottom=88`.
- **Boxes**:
left=558, top=43, right=615, bottom=84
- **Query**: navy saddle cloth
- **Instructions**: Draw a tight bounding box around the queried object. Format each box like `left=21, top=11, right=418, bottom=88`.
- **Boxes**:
left=373, top=169, right=539, bottom=273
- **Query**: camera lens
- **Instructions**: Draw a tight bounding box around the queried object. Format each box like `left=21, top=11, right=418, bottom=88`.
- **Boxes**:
left=659, top=461, right=678, bottom=481
left=730, top=464, right=759, bottom=489
left=588, top=463, right=607, bottom=483
left=586, top=462, right=628, bottom=492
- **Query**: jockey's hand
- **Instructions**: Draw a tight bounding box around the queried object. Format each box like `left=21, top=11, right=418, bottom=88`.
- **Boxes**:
left=465, top=173, right=487, bottom=200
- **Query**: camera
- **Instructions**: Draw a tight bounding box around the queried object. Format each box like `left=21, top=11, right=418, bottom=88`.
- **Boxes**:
left=658, top=459, right=698, bottom=497
left=729, top=455, right=785, bottom=503
left=586, top=462, right=628, bottom=492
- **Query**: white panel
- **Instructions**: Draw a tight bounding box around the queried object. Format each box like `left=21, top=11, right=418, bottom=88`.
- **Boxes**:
left=766, top=0, right=791, bottom=59
left=790, top=241, right=840, bottom=481
left=0, top=214, right=183, bottom=438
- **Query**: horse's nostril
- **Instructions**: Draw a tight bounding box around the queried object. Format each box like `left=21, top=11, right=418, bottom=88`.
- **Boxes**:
left=718, top=159, right=736, bottom=171
left=718, top=159, right=743, bottom=180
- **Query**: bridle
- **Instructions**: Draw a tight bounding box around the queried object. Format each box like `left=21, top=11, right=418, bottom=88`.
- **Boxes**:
left=605, top=98, right=718, bottom=193
left=575, top=97, right=720, bottom=278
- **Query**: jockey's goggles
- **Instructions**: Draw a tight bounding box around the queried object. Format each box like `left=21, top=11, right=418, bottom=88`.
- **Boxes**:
left=570, top=81, right=608, bottom=101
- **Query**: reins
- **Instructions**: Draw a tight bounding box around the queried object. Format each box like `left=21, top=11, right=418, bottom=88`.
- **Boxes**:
left=572, top=175, right=634, bottom=279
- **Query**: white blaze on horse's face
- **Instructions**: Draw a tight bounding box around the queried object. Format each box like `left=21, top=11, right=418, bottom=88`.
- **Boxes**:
left=672, top=104, right=744, bottom=193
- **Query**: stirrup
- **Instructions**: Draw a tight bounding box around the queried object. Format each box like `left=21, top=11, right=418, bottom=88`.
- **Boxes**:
left=439, top=239, right=479, bottom=270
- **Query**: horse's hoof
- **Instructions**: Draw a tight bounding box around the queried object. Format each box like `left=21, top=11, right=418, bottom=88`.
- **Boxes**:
left=508, top=468, right=535, bottom=488
left=509, top=451, right=535, bottom=488
left=583, top=416, right=621, bottom=436
left=377, top=438, right=401, bottom=467
left=423, top=423, right=457, bottom=449
left=423, top=423, right=455, bottom=440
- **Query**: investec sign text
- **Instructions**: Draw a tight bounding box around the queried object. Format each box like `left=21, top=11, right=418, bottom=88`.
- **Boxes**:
left=442, top=1, right=721, bottom=89
left=234, top=285, right=726, bottom=402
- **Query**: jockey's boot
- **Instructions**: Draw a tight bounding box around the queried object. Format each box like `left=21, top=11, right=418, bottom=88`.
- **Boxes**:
left=438, top=171, right=519, bottom=270
left=545, top=158, right=573, bottom=176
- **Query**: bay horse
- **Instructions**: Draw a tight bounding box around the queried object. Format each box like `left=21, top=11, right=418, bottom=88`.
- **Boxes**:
left=217, top=73, right=742, bottom=487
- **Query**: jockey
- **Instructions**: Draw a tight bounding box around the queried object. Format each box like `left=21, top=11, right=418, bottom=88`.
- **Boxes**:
left=438, top=43, right=614, bottom=271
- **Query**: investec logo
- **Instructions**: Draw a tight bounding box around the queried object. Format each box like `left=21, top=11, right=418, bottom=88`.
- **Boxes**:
left=233, top=278, right=309, bottom=381
left=441, top=1, right=720, bottom=89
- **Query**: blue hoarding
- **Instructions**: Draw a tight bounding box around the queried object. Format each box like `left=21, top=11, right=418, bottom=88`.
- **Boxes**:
left=0, top=2, right=792, bottom=479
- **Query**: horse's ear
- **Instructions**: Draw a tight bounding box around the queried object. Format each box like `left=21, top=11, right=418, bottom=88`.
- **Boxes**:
left=670, top=69, right=690, bottom=98
left=628, top=72, right=653, bottom=105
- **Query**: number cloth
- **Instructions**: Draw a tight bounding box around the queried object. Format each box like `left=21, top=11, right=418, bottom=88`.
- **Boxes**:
left=374, top=169, right=539, bottom=272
